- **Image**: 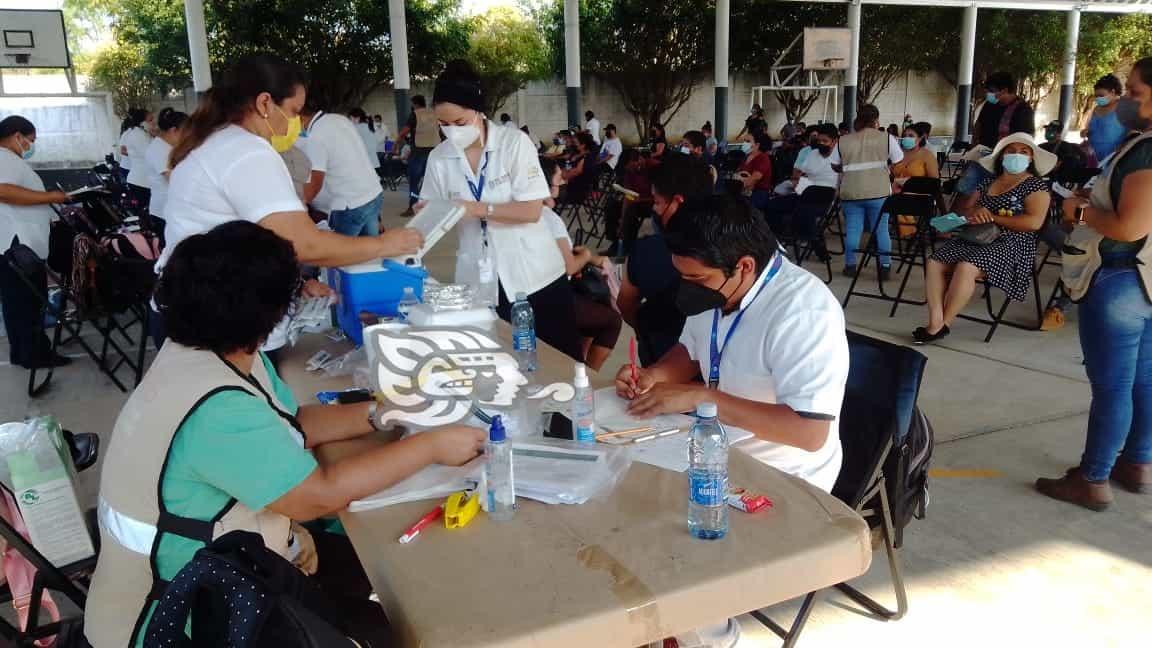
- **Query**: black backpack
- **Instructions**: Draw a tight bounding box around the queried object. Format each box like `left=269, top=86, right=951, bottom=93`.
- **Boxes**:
left=885, top=406, right=933, bottom=548
left=143, top=531, right=358, bottom=648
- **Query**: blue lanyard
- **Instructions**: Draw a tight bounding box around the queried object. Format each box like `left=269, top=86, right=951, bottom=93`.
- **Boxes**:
left=708, top=254, right=783, bottom=389
left=467, top=151, right=491, bottom=248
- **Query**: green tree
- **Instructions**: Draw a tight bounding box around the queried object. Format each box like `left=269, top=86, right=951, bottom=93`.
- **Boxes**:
left=109, top=0, right=469, bottom=108
left=62, top=0, right=117, bottom=73
left=538, top=0, right=712, bottom=139
left=855, top=5, right=957, bottom=109
left=468, top=7, right=551, bottom=115
left=88, top=42, right=158, bottom=118
left=1074, top=13, right=1152, bottom=127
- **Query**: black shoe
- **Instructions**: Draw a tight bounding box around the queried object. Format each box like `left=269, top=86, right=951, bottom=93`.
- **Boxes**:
left=913, top=325, right=950, bottom=345
left=22, top=353, right=72, bottom=369
left=880, top=266, right=892, bottom=281
left=842, top=265, right=857, bottom=278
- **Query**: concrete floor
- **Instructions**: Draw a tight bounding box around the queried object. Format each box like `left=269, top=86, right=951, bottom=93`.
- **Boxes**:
left=3, top=188, right=1149, bottom=646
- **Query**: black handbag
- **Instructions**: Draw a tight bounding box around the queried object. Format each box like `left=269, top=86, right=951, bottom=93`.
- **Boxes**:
left=570, top=264, right=612, bottom=305
left=955, top=222, right=1002, bottom=245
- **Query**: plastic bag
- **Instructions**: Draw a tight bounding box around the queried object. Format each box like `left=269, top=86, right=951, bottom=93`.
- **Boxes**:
left=320, top=347, right=367, bottom=378
left=506, top=438, right=633, bottom=505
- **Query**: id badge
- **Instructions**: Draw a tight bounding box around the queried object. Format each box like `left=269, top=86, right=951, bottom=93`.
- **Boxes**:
left=478, top=254, right=495, bottom=284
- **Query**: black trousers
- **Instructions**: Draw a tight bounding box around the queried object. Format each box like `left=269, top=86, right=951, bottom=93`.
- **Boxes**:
left=311, top=530, right=392, bottom=648
left=0, top=255, right=52, bottom=366
left=496, top=275, right=584, bottom=362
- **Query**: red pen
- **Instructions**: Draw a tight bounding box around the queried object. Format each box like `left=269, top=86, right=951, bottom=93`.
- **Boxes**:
left=398, top=504, right=444, bottom=544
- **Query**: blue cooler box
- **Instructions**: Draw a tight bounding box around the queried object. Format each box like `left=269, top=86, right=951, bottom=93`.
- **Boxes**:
left=330, top=260, right=427, bottom=345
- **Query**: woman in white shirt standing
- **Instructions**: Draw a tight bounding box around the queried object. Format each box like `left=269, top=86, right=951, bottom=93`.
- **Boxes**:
left=420, top=59, right=582, bottom=360
left=152, top=53, right=421, bottom=344
left=140, top=107, right=187, bottom=240
left=347, top=108, right=381, bottom=173
left=118, top=107, right=154, bottom=205
left=0, top=115, right=71, bottom=368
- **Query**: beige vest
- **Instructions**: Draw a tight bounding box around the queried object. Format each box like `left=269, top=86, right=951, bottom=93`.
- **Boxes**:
left=413, top=107, right=441, bottom=149
left=839, top=128, right=893, bottom=201
left=84, top=343, right=297, bottom=648
left=1062, top=130, right=1152, bottom=302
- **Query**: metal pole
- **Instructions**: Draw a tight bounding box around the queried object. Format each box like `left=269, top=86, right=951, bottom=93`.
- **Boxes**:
left=1059, top=7, right=1081, bottom=131
left=389, top=0, right=411, bottom=135
left=564, top=0, right=581, bottom=129
left=183, top=0, right=212, bottom=92
left=715, top=0, right=730, bottom=143
left=955, top=4, right=978, bottom=143
left=843, top=0, right=861, bottom=128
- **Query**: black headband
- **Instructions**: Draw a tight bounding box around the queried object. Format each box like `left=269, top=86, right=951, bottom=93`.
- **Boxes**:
left=433, top=79, right=485, bottom=113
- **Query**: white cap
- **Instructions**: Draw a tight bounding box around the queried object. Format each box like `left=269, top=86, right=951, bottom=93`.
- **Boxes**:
left=574, top=363, right=589, bottom=388
left=515, top=291, right=528, bottom=301
left=696, top=402, right=718, bottom=418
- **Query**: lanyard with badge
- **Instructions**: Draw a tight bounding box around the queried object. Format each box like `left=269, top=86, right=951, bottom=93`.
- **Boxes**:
left=708, top=254, right=783, bottom=390
left=467, top=151, right=493, bottom=284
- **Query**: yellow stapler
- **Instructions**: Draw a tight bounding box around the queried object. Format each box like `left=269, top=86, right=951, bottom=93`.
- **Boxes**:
left=444, top=490, right=480, bottom=529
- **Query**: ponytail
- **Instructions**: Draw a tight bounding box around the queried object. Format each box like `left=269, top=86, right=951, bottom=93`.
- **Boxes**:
left=121, top=107, right=149, bottom=134
left=157, top=107, right=188, bottom=132
left=170, top=54, right=306, bottom=169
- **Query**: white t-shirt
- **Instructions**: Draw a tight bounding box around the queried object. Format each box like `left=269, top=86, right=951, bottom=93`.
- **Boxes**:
left=679, top=256, right=848, bottom=493
left=157, top=124, right=304, bottom=271
left=0, top=148, right=52, bottom=258
left=374, top=122, right=390, bottom=150
left=142, top=137, right=173, bottom=218
left=601, top=137, right=623, bottom=169
left=420, top=120, right=561, bottom=298
left=120, top=126, right=153, bottom=187
left=585, top=118, right=602, bottom=144
left=354, top=121, right=381, bottom=169
left=304, top=113, right=383, bottom=210
left=543, top=207, right=571, bottom=245
left=795, top=147, right=841, bottom=195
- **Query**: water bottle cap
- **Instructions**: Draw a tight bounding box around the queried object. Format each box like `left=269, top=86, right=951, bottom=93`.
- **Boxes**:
left=489, top=415, right=506, bottom=442
left=573, top=363, right=589, bottom=387
left=696, top=402, right=718, bottom=418
left=515, top=291, right=528, bottom=302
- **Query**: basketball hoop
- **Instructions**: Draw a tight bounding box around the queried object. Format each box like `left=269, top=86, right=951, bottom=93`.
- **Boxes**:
left=4, top=53, right=31, bottom=65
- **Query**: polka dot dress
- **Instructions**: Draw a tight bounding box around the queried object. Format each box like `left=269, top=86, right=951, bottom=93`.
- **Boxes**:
left=931, top=175, right=1048, bottom=301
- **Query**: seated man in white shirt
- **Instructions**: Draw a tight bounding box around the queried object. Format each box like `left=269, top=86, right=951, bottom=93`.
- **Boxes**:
left=599, top=124, right=623, bottom=170
left=614, top=194, right=847, bottom=493
left=793, top=123, right=841, bottom=195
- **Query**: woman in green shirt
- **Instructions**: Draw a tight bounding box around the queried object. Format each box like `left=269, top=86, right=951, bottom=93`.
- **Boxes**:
left=86, top=221, right=485, bottom=647
left=1036, top=58, right=1152, bottom=512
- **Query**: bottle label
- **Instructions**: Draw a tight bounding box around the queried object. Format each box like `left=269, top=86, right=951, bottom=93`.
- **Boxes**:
left=512, top=329, right=536, bottom=352
left=689, top=473, right=727, bottom=506
left=575, top=419, right=595, bottom=443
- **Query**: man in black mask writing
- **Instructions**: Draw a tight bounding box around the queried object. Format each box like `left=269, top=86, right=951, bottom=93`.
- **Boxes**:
left=614, top=195, right=849, bottom=493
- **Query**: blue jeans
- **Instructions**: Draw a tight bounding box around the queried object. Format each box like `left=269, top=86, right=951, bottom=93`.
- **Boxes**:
left=407, top=149, right=430, bottom=207
left=842, top=197, right=890, bottom=267
left=330, top=193, right=383, bottom=237
left=1078, top=266, right=1152, bottom=480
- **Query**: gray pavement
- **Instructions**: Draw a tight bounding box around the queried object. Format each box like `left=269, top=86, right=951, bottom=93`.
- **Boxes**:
left=0, top=188, right=1146, bottom=646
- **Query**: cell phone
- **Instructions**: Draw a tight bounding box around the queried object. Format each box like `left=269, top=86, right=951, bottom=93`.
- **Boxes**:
left=335, top=389, right=374, bottom=405
left=544, top=413, right=575, bottom=440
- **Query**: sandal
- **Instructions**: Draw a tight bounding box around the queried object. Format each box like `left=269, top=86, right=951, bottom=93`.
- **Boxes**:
left=913, top=325, right=950, bottom=345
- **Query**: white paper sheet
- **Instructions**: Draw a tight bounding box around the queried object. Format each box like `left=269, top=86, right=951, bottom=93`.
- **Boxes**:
left=593, top=388, right=752, bottom=472
left=349, top=458, right=482, bottom=511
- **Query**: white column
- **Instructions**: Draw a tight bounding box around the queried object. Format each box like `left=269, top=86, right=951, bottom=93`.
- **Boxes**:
left=183, top=0, right=212, bottom=92
left=955, top=4, right=978, bottom=142
left=388, top=0, right=411, bottom=133
left=843, top=0, right=862, bottom=126
left=714, top=0, right=730, bottom=141
left=563, top=0, right=581, bottom=127
left=1059, top=7, right=1081, bottom=129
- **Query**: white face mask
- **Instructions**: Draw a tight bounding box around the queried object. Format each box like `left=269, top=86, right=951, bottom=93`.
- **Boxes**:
left=442, top=115, right=482, bottom=150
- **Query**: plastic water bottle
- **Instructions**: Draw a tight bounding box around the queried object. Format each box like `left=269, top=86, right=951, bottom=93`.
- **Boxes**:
left=484, top=416, right=516, bottom=521
left=688, top=402, right=728, bottom=540
left=571, top=363, right=596, bottom=443
left=397, top=286, right=419, bottom=322
left=510, top=292, right=537, bottom=372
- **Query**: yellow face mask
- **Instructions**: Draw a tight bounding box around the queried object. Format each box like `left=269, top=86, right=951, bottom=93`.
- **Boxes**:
left=265, top=104, right=301, bottom=153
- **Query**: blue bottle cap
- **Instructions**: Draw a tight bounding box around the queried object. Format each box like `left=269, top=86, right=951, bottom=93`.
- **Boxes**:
left=489, top=415, right=506, bottom=442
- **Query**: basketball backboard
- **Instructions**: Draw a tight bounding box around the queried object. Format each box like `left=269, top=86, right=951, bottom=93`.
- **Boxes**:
left=0, top=9, right=71, bottom=69
left=802, top=28, right=850, bottom=71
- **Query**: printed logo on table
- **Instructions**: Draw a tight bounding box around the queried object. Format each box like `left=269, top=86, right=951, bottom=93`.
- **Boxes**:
left=367, top=326, right=574, bottom=429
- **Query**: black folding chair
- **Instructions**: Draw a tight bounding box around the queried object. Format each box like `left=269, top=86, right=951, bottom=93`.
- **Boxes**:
left=955, top=250, right=1046, bottom=343
left=842, top=178, right=941, bottom=315
left=781, top=187, right=838, bottom=283
left=718, top=149, right=747, bottom=181
left=753, top=331, right=928, bottom=645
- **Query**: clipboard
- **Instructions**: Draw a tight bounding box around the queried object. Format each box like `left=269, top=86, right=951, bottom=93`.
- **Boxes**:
left=390, top=199, right=467, bottom=266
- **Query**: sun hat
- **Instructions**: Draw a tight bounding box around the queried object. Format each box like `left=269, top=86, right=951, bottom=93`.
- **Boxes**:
left=978, top=132, right=1057, bottom=175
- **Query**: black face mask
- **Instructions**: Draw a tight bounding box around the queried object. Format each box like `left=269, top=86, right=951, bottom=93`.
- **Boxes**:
left=817, top=144, right=832, bottom=156
left=676, top=274, right=735, bottom=316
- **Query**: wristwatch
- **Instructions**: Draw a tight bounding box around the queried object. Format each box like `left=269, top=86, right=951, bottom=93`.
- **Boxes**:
left=486, top=203, right=495, bottom=218
left=1075, top=204, right=1087, bottom=225
left=367, top=400, right=381, bottom=431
